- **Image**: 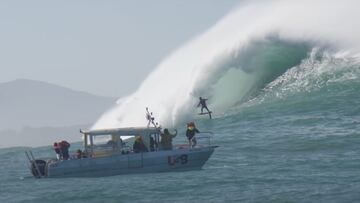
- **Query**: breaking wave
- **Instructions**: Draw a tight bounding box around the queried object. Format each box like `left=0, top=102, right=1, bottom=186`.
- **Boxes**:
left=92, top=0, right=360, bottom=129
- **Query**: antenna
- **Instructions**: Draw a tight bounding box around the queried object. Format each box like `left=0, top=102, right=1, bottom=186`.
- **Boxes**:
left=145, top=107, right=158, bottom=128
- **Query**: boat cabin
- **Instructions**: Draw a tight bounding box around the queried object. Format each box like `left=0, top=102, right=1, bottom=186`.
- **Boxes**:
left=26, top=126, right=216, bottom=178
left=81, top=127, right=161, bottom=157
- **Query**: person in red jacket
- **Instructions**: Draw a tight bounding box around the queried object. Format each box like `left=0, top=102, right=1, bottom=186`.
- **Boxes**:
left=53, top=142, right=61, bottom=160
left=59, top=140, right=71, bottom=160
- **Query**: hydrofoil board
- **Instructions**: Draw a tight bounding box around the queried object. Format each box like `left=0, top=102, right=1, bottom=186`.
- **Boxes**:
left=198, top=111, right=212, bottom=115
left=198, top=111, right=212, bottom=119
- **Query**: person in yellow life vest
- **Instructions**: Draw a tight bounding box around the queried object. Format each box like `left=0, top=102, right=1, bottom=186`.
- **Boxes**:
left=186, top=122, right=200, bottom=148
left=160, top=128, right=177, bottom=150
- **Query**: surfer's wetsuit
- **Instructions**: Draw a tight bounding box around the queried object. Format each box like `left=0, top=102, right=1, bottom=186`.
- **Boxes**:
left=198, top=97, right=210, bottom=113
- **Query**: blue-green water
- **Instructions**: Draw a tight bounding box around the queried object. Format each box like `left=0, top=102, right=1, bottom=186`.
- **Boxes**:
left=3, top=15, right=360, bottom=202
left=1, top=58, right=360, bottom=202
left=3, top=0, right=360, bottom=201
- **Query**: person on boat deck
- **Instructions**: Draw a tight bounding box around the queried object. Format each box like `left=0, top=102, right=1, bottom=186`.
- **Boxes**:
left=53, top=142, right=61, bottom=160
left=149, top=135, right=158, bottom=151
left=186, top=122, right=200, bottom=148
left=160, top=128, right=177, bottom=150
left=106, top=140, right=117, bottom=149
left=133, top=136, right=148, bottom=153
left=197, top=97, right=211, bottom=114
left=59, top=140, right=70, bottom=160
left=75, top=149, right=82, bottom=159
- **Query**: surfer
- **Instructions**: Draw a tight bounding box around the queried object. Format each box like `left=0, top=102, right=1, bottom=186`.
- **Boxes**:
left=197, top=97, right=211, bottom=114
left=197, top=97, right=212, bottom=118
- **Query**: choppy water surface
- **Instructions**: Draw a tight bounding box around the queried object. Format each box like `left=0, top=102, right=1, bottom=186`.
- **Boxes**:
left=2, top=76, right=360, bottom=202
left=3, top=0, right=360, bottom=202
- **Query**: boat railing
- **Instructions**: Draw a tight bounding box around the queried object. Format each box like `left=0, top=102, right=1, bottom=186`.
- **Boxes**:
left=25, top=150, right=43, bottom=178
left=174, top=131, right=214, bottom=149
left=196, top=132, right=214, bottom=146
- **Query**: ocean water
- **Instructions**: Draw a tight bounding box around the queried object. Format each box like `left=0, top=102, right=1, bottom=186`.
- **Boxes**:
left=3, top=0, right=360, bottom=202
left=2, top=68, right=360, bottom=202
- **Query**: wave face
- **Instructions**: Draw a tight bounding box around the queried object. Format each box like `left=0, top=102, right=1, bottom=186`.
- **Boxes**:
left=92, top=0, right=360, bottom=129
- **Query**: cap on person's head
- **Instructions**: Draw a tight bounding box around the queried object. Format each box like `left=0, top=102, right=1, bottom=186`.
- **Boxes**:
left=53, top=142, right=57, bottom=146
left=164, top=129, right=169, bottom=134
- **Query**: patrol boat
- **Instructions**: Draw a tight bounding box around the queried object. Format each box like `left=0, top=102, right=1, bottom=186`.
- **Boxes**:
left=26, top=127, right=217, bottom=178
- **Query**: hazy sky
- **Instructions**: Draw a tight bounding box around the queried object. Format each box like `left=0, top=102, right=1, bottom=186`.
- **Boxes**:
left=0, top=0, right=242, bottom=97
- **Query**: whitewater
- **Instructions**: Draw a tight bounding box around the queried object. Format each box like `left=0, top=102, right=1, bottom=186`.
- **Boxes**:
left=93, top=0, right=360, bottom=129
left=2, top=0, right=360, bottom=202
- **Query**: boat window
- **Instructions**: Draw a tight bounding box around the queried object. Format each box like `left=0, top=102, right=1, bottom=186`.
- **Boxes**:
left=93, top=135, right=110, bottom=145
left=92, top=134, right=121, bottom=151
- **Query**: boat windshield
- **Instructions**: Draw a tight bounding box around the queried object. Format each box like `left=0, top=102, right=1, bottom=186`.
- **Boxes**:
left=90, top=134, right=123, bottom=152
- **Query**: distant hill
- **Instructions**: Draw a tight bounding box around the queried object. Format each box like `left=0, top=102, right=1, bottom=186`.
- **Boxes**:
left=0, top=125, right=86, bottom=148
left=0, top=79, right=116, bottom=130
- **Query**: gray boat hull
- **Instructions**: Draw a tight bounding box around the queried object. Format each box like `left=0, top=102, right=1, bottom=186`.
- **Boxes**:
left=45, top=146, right=217, bottom=177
